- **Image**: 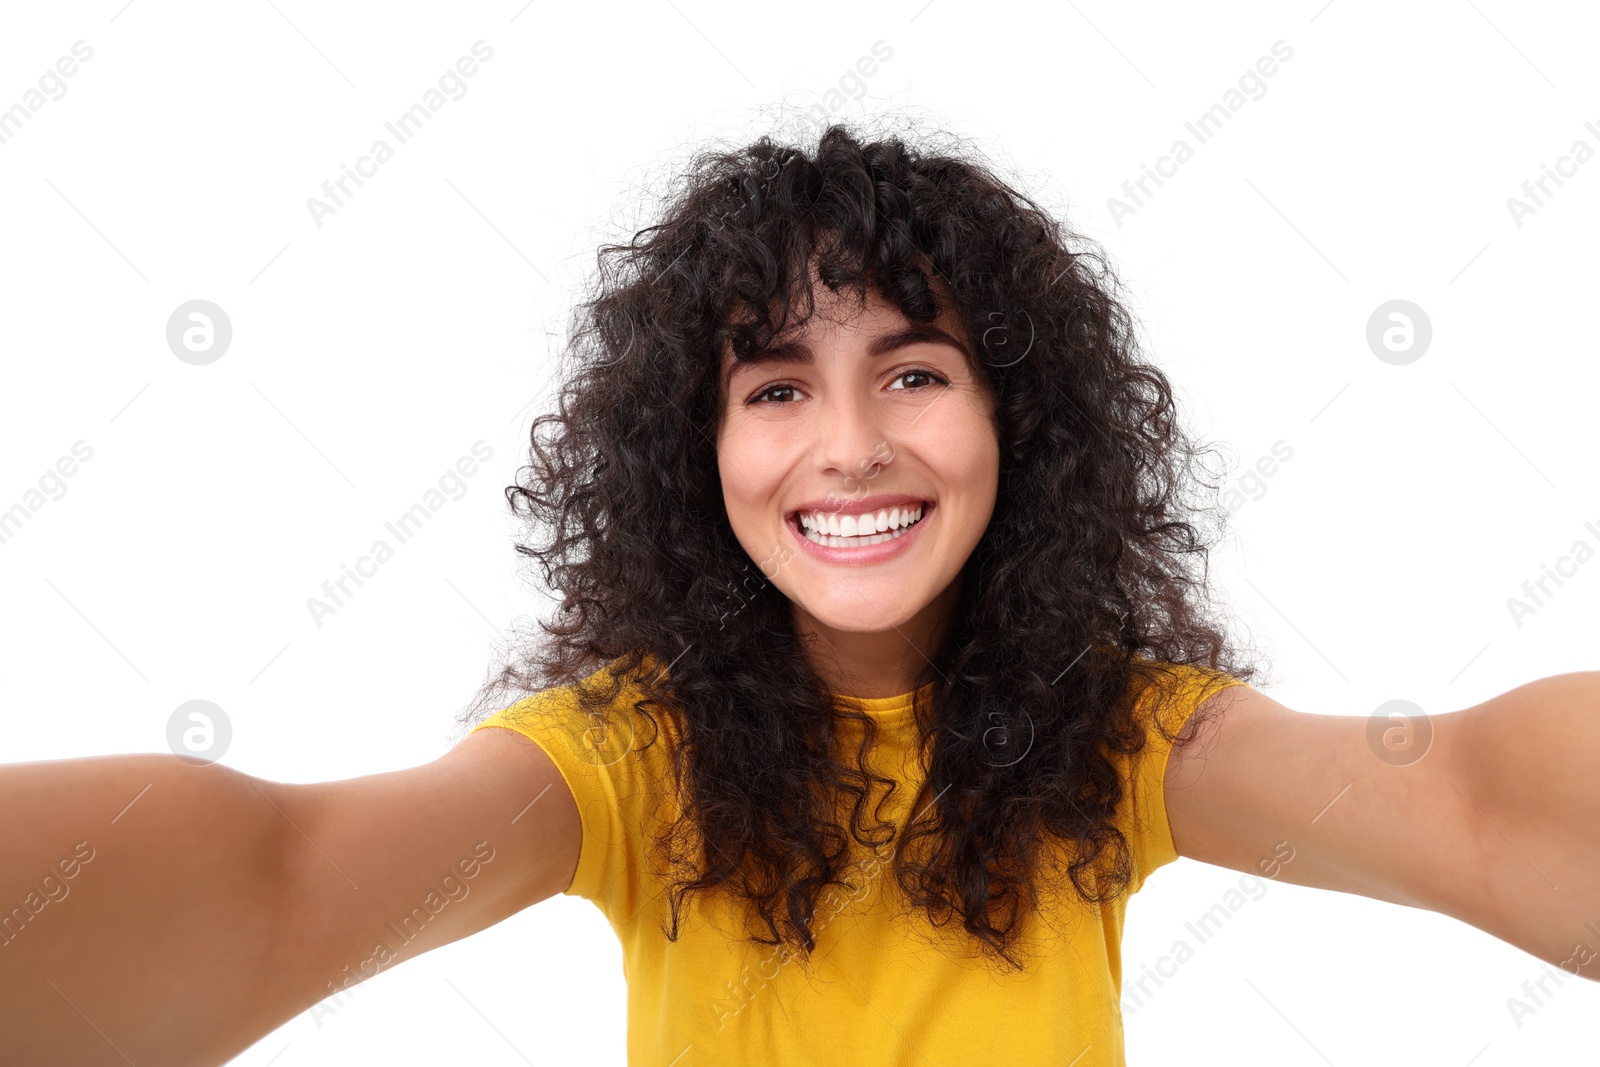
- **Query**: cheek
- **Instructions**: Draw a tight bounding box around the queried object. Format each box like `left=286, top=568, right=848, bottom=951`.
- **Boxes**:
left=717, top=426, right=782, bottom=535
left=717, top=454, right=752, bottom=533
left=923, top=406, right=1000, bottom=492
left=957, top=447, right=1000, bottom=533
left=929, top=417, right=1000, bottom=542
left=721, top=409, right=805, bottom=478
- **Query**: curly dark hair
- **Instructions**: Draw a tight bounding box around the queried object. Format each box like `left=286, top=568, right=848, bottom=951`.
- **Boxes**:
left=462, top=116, right=1260, bottom=972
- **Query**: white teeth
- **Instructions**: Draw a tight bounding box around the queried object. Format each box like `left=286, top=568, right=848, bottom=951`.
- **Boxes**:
left=798, top=505, right=923, bottom=534
left=796, top=503, right=927, bottom=547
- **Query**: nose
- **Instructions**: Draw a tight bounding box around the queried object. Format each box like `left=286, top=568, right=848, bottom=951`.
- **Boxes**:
left=813, top=388, right=885, bottom=484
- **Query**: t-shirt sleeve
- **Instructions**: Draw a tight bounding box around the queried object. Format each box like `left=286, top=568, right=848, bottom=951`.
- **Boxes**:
left=469, top=682, right=670, bottom=928
left=1116, top=663, right=1249, bottom=894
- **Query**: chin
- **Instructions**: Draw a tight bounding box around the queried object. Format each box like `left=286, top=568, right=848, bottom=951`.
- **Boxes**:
left=792, top=583, right=926, bottom=634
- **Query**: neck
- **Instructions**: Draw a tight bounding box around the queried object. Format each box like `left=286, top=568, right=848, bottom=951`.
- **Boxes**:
left=792, top=580, right=958, bottom=699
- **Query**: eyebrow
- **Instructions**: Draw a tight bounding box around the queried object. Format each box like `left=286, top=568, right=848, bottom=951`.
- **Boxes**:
left=724, top=323, right=971, bottom=384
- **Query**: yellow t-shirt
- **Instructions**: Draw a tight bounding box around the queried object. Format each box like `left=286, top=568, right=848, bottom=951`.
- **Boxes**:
left=472, top=661, right=1245, bottom=1066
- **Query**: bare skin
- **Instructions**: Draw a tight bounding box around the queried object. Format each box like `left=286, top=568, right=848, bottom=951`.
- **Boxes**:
left=1169, top=674, right=1600, bottom=981
left=3, top=280, right=1598, bottom=1065
left=715, top=279, right=997, bottom=698
left=0, top=730, right=578, bottom=1065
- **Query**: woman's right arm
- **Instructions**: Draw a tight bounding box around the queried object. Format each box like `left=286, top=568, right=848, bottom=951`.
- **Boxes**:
left=0, top=724, right=580, bottom=1067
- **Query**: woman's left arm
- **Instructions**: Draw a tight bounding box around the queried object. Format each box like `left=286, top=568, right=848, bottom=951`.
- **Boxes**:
left=1163, top=671, right=1600, bottom=979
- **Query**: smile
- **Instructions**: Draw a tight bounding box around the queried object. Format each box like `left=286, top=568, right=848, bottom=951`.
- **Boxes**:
left=797, top=504, right=923, bottom=546
left=785, top=499, right=934, bottom=563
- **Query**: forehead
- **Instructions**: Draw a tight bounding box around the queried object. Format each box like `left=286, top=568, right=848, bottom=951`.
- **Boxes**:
left=718, top=285, right=970, bottom=378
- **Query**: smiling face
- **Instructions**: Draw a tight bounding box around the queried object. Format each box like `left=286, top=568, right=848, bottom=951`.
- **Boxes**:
left=716, top=280, right=1001, bottom=654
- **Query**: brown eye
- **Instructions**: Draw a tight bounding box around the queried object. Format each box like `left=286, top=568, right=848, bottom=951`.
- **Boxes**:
left=751, top=383, right=799, bottom=404
left=889, top=369, right=948, bottom=391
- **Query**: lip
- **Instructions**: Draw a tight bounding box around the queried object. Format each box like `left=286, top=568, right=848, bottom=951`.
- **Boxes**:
left=786, top=492, right=931, bottom=519
left=787, top=497, right=934, bottom=565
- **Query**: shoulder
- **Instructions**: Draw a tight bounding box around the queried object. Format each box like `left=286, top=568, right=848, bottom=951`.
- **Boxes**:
left=476, top=660, right=680, bottom=775
left=469, top=660, right=683, bottom=917
left=1109, top=660, right=1252, bottom=893
left=1127, top=660, right=1249, bottom=737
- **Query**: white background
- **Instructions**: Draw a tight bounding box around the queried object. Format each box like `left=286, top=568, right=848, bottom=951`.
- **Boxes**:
left=2, top=0, right=1598, bottom=1063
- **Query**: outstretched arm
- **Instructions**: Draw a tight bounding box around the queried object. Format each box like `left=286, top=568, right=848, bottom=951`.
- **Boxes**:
left=1163, top=671, right=1600, bottom=979
left=1451, top=672, right=1600, bottom=973
left=0, top=726, right=579, bottom=1066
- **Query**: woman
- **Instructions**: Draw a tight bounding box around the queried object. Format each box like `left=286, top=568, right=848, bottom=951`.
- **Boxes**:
left=3, top=122, right=1597, bottom=1066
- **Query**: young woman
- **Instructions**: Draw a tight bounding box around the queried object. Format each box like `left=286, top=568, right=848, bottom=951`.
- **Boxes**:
left=3, top=123, right=1598, bottom=1066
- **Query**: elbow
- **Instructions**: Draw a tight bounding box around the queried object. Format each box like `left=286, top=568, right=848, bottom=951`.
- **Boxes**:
left=1446, top=674, right=1600, bottom=975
